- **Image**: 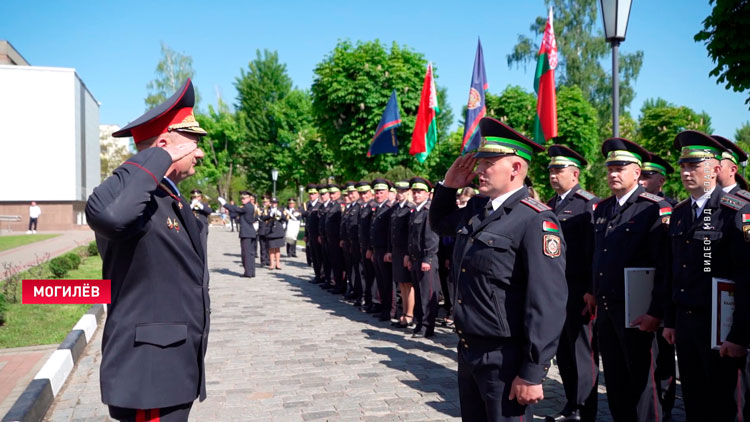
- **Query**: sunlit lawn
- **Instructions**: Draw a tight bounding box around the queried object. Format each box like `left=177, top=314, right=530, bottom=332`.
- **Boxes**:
left=0, top=234, right=60, bottom=252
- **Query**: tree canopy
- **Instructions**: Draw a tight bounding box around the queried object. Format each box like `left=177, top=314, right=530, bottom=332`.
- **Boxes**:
left=145, top=42, right=200, bottom=109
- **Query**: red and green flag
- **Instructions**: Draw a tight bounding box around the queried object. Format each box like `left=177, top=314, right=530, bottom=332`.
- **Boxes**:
left=533, top=8, right=558, bottom=144
left=410, top=62, right=440, bottom=163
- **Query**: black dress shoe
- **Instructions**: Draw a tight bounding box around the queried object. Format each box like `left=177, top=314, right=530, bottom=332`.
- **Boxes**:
left=352, top=299, right=363, bottom=307
left=378, top=312, right=391, bottom=322
left=545, top=409, right=581, bottom=422
left=366, top=304, right=383, bottom=314
left=412, top=327, right=434, bottom=338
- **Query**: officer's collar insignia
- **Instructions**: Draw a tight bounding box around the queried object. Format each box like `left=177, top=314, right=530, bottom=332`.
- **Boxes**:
left=543, top=234, right=561, bottom=258
left=167, top=217, right=173, bottom=229
left=720, top=194, right=746, bottom=211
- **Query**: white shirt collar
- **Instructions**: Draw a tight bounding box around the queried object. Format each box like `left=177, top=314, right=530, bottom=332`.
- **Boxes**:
left=489, top=186, right=525, bottom=211
left=691, top=186, right=715, bottom=215
left=415, top=200, right=427, bottom=212
left=616, top=184, right=640, bottom=207
left=311, top=199, right=318, bottom=206
left=722, top=183, right=737, bottom=194
left=376, top=200, right=387, bottom=208
left=558, top=188, right=574, bottom=201
left=399, top=200, right=407, bottom=208
left=323, top=200, right=330, bottom=206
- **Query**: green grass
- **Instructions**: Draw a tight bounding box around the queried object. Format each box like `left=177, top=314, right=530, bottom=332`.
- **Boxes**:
left=0, top=234, right=60, bottom=252
left=0, top=248, right=101, bottom=348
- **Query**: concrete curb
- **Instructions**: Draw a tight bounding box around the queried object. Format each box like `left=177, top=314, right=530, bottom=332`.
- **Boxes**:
left=1, top=304, right=105, bottom=422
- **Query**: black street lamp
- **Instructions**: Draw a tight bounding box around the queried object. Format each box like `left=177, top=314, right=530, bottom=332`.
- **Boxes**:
left=599, top=0, right=633, bottom=138
left=271, top=168, right=279, bottom=198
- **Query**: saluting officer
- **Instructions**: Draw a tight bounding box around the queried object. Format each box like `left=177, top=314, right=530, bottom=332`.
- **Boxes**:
left=356, top=182, right=377, bottom=309
left=661, top=131, right=750, bottom=421
left=544, top=145, right=599, bottom=422
left=221, top=191, right=257, bottom=278
left=86, top=79, right=210, bottom=421
left=639, top=153, right=677, bottom=206
left=388, top=181, right=415, bottom=328
left=713, top=134, right=750, bottom=199
left=430, top=117, right=567, bottom=421
left=407, top=177, right=440, bottom=338
left=588, top=138, right=671, bottom=422
left=303, top=184, right=323, bottom=282
left=370, top=179, right=395, bottom=322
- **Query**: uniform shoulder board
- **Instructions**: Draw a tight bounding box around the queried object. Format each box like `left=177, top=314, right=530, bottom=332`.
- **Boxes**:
left=720, top=193, right=748, bottom=211
left=735, top=189, right=750, bottom=201
left=674, top=198, right=690, bottom=209
left=638, top=192, right=663, bottom=203
left=575, top=189, right=597, bottom=202
left=520, top=197, right=552, bottom=213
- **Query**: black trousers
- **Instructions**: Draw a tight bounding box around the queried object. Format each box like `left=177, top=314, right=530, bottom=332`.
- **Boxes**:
left=373, top=248, right=393, bottom=315
left=309, top=234, right=323, bottom=280
left=28, top=217, right=37, bottom=231
left=360, top=247, right=376, bottom=305
left=108, top=402, right=192, bottom=422
left=286, top=241, right=297, bottom=257
left=326, top=237, right=344, bottom=290
left=240, top=237, right=256, bottom=277
left=457, top=339, right=532, bottom=422
left=341, top=240, right=352, bottom=289
left=596, top=303, right=660, bottom=422
left=438, top=259, right=453, bottom=314
left=320, top=236, right=331, bottom=283
left=411, top=260, right=439, bottom=331
left=654, top=328, right=676, bottom=419
left=675, top=308, right=743, bottom=421
left=305, top=237, right=312, bottom=265
left=555, top=312, right=598, bottom=421
left=349, top=241, right=362, bottom=298
left=259, top=235, right=270, bottom=266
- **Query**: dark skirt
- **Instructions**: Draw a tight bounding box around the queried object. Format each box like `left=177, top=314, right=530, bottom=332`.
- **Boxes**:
left=268, top=237, right=285, bottom=249
left=391, top=249, right=411, bottom=284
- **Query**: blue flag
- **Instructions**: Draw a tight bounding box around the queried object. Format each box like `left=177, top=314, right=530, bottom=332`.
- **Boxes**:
left=368, top=90, right=402, bottom=157
left=461, top=38, right=489, bottom=153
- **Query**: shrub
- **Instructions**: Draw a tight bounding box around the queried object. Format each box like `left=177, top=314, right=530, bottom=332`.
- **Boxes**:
left=64, top=253, right=81, bottom=270
left=87, top=241, right=99, bottom=257
left=49, top=256, right=72, bottom=279
left=0, top=291, right=7, bottom=326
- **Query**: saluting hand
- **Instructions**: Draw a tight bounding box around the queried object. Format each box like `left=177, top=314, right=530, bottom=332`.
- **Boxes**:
left=443, top=153, right=478, bottom=189
left=162, top=142, right=198, bottom=163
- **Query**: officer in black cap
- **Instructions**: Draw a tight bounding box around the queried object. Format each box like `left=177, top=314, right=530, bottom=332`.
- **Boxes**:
left=430, top=117, right=567, bottom=421
left=588, top=137, right=671, bottom=421
left=543, top=145, right=599, bottom=422
left=257, top=195, right=272, bottom=267
left=302, top=184, right=324, bottom=282
left=189, top=189, right=213, bottom=236
left=713, top=134, right=750, bottom=199
left=356, top=181, right=377, bottom=308
left=370, top=178, right=395, bottom=321
left=388, top=180, right=415, bottom=327
left=407, top=177, right=440, bottom=338
left=661, top=130, right=750, bottom=421
left=221, top=191, right=257, bottom=277
left=86, top=79, right=209, bottom=421
left=639, top=152, right=677, bottom=206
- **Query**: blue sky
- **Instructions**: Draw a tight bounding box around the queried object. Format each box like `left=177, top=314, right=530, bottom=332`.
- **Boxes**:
left=2, top=1, right=747, bottom=140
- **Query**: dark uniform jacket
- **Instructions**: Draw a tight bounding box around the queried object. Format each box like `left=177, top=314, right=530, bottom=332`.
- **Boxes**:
left=324, top=200, right=344, bottom=242
left=370, top=200, right=394, bottom=250
left=85, top=148, right=210, bottom=409
left=191, top=201, right=213, bottom=229
left=318, top=201, right=332, bottom=242
left=304, top=200, right=322, bottom=240
left=358, top=200, right=376, bottom=252
left=408, top=200, right=439, bottom=265
left=591, top=185, right=671, bottom=318
left=257, top=207, right=271, bottom=237
left=665, top=188, right=750, bottom=345
left=547, top=184, right=598, bottom=315
left=223, top=202, right=256, bottom=239
left=389, top=201, right=414, bottom=254
left=430, top=184, right=567, bottom=384
left=263, top=208, right=286, bottom=239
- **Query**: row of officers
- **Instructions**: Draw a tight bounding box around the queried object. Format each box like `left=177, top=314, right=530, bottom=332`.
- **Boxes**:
left=301, top=116, right=750, bottom=422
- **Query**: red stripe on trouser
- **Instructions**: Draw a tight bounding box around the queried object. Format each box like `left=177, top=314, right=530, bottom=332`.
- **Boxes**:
left=135, top=409, right=160, bottom=422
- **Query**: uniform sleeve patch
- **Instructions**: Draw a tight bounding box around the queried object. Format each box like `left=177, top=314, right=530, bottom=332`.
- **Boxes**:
left=721, top=194, right=748, bottom=211
left=543, top=234, right=561, bottom=258
left=638, top=192, right=663, bottom=203
left=542, top=221, right=560, bottom=233
left=575, top=189, right=597, bottom=201
left=520, top=197, right=552, bottom=213
left=659, top=207, right=672, bottom=216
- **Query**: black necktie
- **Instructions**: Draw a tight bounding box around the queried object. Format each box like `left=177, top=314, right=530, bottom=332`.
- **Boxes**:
left=611, top=201, right=620, bottom=218
left=555, top=196, right=563, bottom=212
left=691, top=202, right=699, bottom=224
left=483, top=202, right=494, bottom=219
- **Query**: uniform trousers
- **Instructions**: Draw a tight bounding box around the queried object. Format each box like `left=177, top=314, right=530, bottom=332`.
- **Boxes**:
left=373, top=248, right=394, bottom=316
left=596, top=303, right=660, bottom=422
left=555, top=312, right=598, bottom=421
left=341, top=240, right=352, bottom=289
left=108, top=402, right=192, bottom=422
left=320, top=236, right=331, bottom=283
left=360, top=248, right=376, bottom=305
left=259, top=235, right=270, bottom=266
left=309, top=237, right=323, bottom=280
left=653, top=328, right=676, bottom=419
left=326, top=237, right=345, bottom=290
left=457, top=337, right=532, bottom=422
left=675, top=308, right=744, bottom=421
left=411, top=262, right=439, bottom=331
left=349, top=241, right=362, bottom=296
left=286, top=241, right=297, bottom=257
left=240, top=237, right=256, bottom=277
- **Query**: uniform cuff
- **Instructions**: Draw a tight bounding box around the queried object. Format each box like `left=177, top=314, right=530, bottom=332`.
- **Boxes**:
left=518, top=361, right=548, bottom=385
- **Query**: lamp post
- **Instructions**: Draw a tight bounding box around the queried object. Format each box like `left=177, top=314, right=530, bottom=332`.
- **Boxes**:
left=599, top=0, right=632, bottom=138
left=271, top=168, right=279, bottom=198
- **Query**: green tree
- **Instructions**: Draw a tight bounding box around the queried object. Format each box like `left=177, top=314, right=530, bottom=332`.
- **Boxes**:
left=311, top=40, right=453, bottom=181
left=507, top=0, right=643, bottom=125
left=695, top=0, right=750, bottom=107
left=145, top=42, right=200, bottom=109
left=636, top=98, right=713, bottom=199
left=734, top=121, right=750, bottom=153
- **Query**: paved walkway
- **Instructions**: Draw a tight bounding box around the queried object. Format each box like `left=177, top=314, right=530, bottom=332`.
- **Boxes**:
left=0, top=230, right=95, bottom=276
left=43, top=229, right=686, bottom=421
